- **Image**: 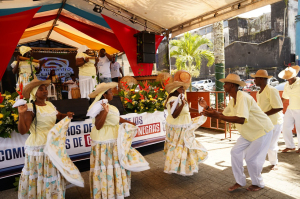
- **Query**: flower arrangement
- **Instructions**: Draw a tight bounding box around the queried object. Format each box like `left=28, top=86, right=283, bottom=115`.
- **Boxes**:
left=119, top=78, right=170, bottom=113
left=0, top=91, right=19, bottom=138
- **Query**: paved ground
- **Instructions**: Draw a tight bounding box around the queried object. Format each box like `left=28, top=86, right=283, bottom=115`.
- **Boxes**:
left=1, top=128, right=300, bottom=199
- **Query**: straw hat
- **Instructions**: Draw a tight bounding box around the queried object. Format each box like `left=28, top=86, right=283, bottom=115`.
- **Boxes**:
left=219, top=74, right=246, bottom=87
left=119, top=76, right=137, bottom=87
left=278, top=66, right=300, bottom=80
left=250, top=70, right=272, bottom=79
left=19, top=46, right=32, bottom=56
left=89, top=82, right=118, bottom=98
left=165, top=81, right=190, bottom=94
left=156, top=72, right=173, bottom=83
left=23, top=79, right=51, bottom=99
left=174, top=70, right=191, bottom=84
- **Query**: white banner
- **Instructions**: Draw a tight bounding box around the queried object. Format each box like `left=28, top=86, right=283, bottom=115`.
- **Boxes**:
left=0, top=111, right=166, bottom=171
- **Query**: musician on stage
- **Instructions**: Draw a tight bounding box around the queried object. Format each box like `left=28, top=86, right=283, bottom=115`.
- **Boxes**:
left=75, top=45, right=97, bottom=98
left=47, top=69, right=59, bottom=83
left=11, top=46, right=46, bottom=90
left=64, top=74, right=79, bottom=99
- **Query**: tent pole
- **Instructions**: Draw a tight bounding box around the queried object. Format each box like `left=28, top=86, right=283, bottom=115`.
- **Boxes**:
left=46, top=0, right=67, bottom=41
left=166, top=31, right=171, bottom=74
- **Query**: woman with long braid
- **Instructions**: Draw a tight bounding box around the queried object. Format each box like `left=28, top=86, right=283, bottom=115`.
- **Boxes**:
left=17, top=79, right=83, bottom=198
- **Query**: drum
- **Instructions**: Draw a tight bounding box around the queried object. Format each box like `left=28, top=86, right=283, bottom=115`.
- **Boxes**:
left=71, top=87, right=81, bottom=99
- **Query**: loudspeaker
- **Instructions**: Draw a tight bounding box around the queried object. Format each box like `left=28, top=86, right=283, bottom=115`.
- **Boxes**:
left=51, top=98, right=90, bottom=121
left=136, top=31, right=156, bottom=63
left=89, top=96, right=127, bottom=115
left=290, top=53, right=296, bottom=63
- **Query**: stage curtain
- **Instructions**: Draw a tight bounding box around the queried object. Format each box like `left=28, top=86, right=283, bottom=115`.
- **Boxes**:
left=59, top=15, right=123, bottom=52
left=0, top=7, right=41, bottom=81
left=53, top=27, right=119, bottom=54
left=21, top=26, right=52, bottom=39
left=102, top=15, right=163, bottom=76
left=27, top=15, right=56, bottom=29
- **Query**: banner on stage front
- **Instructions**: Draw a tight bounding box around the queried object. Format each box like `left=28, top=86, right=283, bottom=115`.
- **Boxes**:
left=0, top=112, right=166, bottom=171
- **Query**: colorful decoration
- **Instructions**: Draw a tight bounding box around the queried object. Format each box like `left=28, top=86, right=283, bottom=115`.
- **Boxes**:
left=119, top=78, right=170, bottom=113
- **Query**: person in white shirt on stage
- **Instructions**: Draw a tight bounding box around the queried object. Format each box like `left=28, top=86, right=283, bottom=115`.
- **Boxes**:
left=95, top=48, right=112, bottom=83
left=279, top=65, right=300, bottom=153
left=110, top=56, right=124, bottom=82
left=64, top=74, right=79, bottom=99
left=251, top=70, right=283, bottom=170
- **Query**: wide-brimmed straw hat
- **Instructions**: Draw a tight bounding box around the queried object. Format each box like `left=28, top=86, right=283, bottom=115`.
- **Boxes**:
left=278, top=66, right=300, bottom=80
left=23, top=78, right=51, bottom=99
left=250, top=70, right=272, bottom=79
left=174, top=70, right=191, bottom=84
left=89, top=82, right=118, bottom=98
left=165, top=81, right=190, bottom=94
left=220, top=74, right=246, bottom=87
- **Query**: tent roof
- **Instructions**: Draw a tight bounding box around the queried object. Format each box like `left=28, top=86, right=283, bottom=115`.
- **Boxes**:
left=0, top=0, right=282, bottom=43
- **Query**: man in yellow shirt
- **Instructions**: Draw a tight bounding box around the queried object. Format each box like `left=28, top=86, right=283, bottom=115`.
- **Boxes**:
left=200, top=74, right=274, bottom=192
left=278, top=65, right=300, bottom=153
left=251, top=70, right=283, bottom=170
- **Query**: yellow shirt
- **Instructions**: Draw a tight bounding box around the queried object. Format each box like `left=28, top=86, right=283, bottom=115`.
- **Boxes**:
left=166, top=96, right=191, bottom=126
left=223, top=91, right=274, bottom=141
left=25, top=101, right=57, bottom=146
left=282, top=77, right=300, bottom=110
left=256, top=85, right=283, bottom=125
left=11, top=61, right=39, bottom=74
left=90, top=105, right=120, bottom=142
left=76, top=53, right=97, bottom=77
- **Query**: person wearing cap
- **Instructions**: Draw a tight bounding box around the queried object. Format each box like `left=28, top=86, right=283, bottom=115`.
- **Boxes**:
left=76, top=45, right=97, bottom=98
left=278, top=65, right=300, bottom=153
left=200, top=74, right=274, bottom=192
left=16, top=79, right=82, bottom=198
left=251, top=70, right=283, bottom=170
left=95, top=48, right=113, bottom=83
left=11, top=46, right=46, bottom=90
left=164, top=80, right=208, bottom=176
left=87, top=82, right=150, bottom=199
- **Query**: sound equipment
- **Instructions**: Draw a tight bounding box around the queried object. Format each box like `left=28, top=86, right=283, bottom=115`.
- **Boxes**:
left=51, top=98, right=90, bottom=121
left=89, top=96, right=127, bottom=115
left=136, top=31, right=156, bottom=63
left=290, top=53, right=296, bottom=63
left=71, top=88, right=81, bottom=99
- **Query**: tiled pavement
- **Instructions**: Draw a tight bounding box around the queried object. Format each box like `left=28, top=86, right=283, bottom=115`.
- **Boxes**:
left=1, top=129, right=300, bottom=198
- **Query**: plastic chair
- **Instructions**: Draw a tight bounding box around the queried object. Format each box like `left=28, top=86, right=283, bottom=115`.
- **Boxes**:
left=47, top=83, right=57, bottom=100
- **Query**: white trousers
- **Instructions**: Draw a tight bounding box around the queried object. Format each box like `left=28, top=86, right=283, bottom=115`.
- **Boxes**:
left=79, top=75, right=97, bottom=99
left=267, top=124, right=283, bottom=165
left=231, top=131, right=273, bottom=188
left=282, top=109, right=300, bottom=148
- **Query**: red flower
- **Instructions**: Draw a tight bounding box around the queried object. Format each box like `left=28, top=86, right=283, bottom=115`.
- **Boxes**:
left=16, top=82, right=24, bottom=99
left=0, top=93, right=3, bottom=104
left=154, top=87, right=159, bottom=92
left=124, top=98, right=132, bottom=103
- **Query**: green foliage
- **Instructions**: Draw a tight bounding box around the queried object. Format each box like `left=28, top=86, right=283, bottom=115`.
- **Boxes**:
left=13, top=176, right=20, bottom=191
left=170, top=32, right=215, bottom=77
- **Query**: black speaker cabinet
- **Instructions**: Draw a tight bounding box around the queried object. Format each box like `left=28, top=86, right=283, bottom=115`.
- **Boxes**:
left=136, top=31, right=156, bottom=63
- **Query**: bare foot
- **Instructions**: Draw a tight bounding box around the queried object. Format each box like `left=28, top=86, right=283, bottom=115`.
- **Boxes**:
left=281, top=148, right=295, bottom=153
left=270, top=165, right=278, bottom=170
left=228, top=183, right=242, bottom=192
left=247, top=185, right=263, bottom=191
left=296, top=149, right=300, bottom=153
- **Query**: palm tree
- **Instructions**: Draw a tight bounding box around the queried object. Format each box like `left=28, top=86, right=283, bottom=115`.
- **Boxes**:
left=170, top=32, right=215, bottom=77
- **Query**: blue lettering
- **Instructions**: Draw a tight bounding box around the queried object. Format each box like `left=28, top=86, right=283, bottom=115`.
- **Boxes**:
left=78, top=137, right=83, bottom=147
left=139, top=116, right=143, bottom=125
left=83, top=124, right=89, bottom=133
left=13, top=148, right=22, bottom=159
left=76, top=125, right=81, bottom=134
left=73, top=138, right=79, bottom=148
left=0, top=151, right=4, bottom=162
left=5, top=149, right=12, bottom=160
left=65, top=139, right=70, bottom=149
